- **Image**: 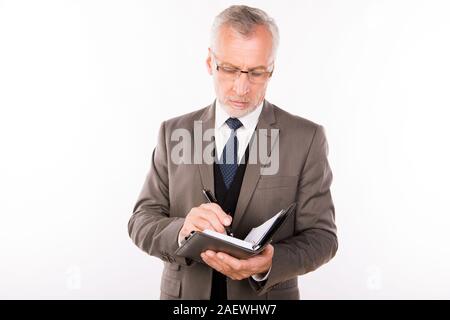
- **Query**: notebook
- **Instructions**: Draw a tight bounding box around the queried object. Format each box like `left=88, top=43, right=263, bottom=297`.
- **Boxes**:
left=174, top=202, right=296, bottom=263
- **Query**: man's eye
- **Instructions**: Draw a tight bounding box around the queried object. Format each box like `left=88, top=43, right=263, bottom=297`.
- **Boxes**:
left=222, top=67, right=239, bottom=74
left=250, top=71, right=265, bottom=78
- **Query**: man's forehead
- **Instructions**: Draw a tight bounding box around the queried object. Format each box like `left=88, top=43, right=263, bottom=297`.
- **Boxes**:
left=214, top=26, right=274, bottom=68
left=218, top=55, right=270, bottom=69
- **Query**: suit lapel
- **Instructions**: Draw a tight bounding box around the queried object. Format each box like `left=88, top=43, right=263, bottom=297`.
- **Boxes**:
left=232, top=100, right=279, bottom=229
left=197, top=101, right=216, bottom=194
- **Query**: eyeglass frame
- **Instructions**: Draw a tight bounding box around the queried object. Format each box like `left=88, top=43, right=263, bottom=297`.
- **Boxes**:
left=210, top=51, right=274, bottom=84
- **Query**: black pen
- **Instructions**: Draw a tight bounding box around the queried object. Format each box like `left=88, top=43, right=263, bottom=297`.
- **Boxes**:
left=201, top=189, right=234, bottom=237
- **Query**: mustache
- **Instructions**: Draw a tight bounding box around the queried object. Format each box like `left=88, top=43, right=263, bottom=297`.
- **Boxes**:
left=227, top=97, right=250, bottom=103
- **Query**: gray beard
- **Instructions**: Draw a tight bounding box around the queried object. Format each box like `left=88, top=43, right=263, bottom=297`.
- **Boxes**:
left=219, top=99, right=261, bottom=118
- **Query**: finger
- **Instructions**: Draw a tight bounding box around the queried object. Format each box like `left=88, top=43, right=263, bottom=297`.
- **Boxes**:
left=201, top=253, right=244, bottom=280
left=191, top=217, right=216, bottom=232
left=180, top=223, right=201, bottom=238
left=242, top=245, right=274, bottom=275
left=218, top=252, right=267, bottom=278
left=201, top=251, right=226, bottom=273
left=215, top=252, right=244, bottom=271
left=197, top=208, right=226, bottom=234
left=204, top=251, right=234, bottom=274
left=261, top=244, right=274, bottom=257
left=209, top=252, right=247, bottom=280
left=203, top=249, right=217, bottom=256
left=206, top=203, right=232, bottom=226
left=200, top=203, right=232, bottom=226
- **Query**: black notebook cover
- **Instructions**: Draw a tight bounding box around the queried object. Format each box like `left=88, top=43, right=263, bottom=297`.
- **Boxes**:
left=174, top=202, right=296, bottom=263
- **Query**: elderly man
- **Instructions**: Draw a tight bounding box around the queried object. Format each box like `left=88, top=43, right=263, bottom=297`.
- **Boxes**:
left=128, top=5, right=337, bottom=300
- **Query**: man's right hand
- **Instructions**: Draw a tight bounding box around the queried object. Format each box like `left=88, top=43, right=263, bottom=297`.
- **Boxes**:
left=178, top=203, right=232, bottom=244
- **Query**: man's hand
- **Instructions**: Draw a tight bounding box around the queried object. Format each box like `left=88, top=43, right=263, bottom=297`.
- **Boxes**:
left=178, top=203, right=232, bottom=243
left=201, top=244, right=274, bottom=281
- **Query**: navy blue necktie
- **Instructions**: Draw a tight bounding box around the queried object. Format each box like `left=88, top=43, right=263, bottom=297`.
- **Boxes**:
left=219, top=117, right=243, bottom=189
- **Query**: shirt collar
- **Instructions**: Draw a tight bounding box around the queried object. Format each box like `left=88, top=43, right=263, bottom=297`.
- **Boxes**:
left=215, top=100, right=264, bottom=130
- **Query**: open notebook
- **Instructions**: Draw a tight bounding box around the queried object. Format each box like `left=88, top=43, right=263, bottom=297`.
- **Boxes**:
left=175, top=203, right=296, bottom=262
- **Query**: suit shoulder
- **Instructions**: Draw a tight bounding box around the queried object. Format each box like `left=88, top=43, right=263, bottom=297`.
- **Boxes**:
left=162, top=105, right=209, bottom=130
left=271, top=103, right=322, bottom=134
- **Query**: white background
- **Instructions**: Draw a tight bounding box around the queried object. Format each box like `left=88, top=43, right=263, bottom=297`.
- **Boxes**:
left=1, top=0, right=450, bottom=299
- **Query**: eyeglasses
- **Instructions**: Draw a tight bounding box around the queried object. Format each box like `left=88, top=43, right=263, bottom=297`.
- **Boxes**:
left=212, top=53, right=274, bottom=84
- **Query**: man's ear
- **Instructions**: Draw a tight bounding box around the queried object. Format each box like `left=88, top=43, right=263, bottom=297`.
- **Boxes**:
left=206, top=48, right=213, bottom=75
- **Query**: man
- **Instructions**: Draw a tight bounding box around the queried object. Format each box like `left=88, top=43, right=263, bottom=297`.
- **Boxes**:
left=128, top=5, right=337, bottom=300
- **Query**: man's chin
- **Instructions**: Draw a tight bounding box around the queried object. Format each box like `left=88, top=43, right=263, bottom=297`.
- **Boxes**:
left=223, top=103, right=257, bottom=118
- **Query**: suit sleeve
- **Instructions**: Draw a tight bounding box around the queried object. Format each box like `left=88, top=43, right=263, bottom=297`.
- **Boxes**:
left=250, top=125, right=338, bottom=295
left=128, top=121, right=190, bottom=266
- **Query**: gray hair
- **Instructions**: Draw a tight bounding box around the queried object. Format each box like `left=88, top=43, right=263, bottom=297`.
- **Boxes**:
left=210, top=5, right=280, bottom=61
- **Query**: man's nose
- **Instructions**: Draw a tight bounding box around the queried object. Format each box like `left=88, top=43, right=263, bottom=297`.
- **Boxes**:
left=232, top=72, right=250, bottom=96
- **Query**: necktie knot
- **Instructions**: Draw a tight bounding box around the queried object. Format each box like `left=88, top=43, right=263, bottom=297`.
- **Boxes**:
left=225, top=117, right=243, bottom=131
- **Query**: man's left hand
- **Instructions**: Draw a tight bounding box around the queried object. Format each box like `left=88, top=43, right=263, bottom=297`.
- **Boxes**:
left=201, top=244, right=274, bottom=280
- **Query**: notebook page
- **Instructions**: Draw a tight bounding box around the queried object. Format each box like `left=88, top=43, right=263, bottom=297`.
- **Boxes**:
left=243, top=209, right=284, bottom=245
left=202, top=229, right=254, bottom=250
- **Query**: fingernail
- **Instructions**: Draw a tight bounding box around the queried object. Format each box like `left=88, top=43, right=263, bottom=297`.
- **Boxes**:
left=207, top=251, right=214, bottom=257
left=225, top=217, right=231, bottom=225
left=218, top=254, right=224, bottom=260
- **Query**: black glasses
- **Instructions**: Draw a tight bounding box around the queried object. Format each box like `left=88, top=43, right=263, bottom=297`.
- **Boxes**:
left=212, top=53, right=274, bottom=84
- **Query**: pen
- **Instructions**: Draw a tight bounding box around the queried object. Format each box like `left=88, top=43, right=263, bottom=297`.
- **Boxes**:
left=201, top=189, right=234, bottom=237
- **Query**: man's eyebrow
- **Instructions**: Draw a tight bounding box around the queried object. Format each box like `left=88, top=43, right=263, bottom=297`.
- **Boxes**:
left=221, top=62, right=269, bottom=70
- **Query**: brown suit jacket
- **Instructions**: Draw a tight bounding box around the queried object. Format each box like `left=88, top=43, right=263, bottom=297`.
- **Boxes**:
left=128, top=100, right=337, bottom=299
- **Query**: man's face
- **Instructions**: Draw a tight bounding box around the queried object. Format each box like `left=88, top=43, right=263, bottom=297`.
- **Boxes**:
left=206, top=24, right=274, bottom=118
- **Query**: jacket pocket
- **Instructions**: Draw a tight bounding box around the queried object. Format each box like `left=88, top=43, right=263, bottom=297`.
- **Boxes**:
left=271, top=277, right=297, bottom=290
left=267, top=287, right=299, bottom=300
left=160, top=276, right=181, bottom=299
left=256, top=175, right=299, bottom=189
left=267, top=278, right=299, bottom=300
left=165, top=262, right=181, bottom=271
